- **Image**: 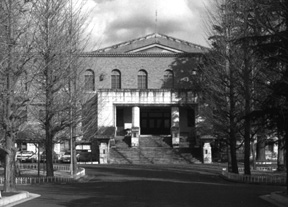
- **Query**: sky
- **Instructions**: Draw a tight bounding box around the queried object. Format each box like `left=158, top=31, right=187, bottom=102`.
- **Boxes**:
left=83, top=0, right=212, bottom=51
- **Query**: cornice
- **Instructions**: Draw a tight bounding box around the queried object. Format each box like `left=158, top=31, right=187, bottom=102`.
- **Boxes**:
left=79, top=52, right=204, bottom=58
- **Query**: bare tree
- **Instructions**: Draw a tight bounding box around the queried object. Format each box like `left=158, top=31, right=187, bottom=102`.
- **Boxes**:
left=203, top=0, right=245, bottom=173
left=0, top=0, right=35, bottom=192
left=29, top=0, right=89, bottom=176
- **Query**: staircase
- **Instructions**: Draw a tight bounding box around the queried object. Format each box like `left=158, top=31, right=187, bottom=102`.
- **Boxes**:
left=109, top=135, right=202, bottom=164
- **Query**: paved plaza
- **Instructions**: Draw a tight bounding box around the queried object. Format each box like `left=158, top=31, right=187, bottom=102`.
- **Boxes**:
left=15, top=164, right=284, bottom=207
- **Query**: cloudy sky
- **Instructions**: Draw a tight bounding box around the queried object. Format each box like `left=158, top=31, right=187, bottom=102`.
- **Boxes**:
left=84, top=0, right=212, bottom=51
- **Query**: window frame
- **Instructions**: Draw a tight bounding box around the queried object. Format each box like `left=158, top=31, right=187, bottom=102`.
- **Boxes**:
left=111, top=69, right=121, bottom=89
left=137, top=69, right=148, bottom=89
left=163, top=69, right=174, bottom=88
left=84, top=69, right=95, bottom=91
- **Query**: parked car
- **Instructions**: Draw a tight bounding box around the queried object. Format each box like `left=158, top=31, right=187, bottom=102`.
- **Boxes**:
left=61, top=151, right=71, bottom=163
left=40, top=151, right=60, bottom=163
left=16, top=151, right=38, bottom=162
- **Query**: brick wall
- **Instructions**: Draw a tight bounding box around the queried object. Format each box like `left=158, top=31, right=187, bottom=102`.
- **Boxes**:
left=80, top=56, right=199, bottom=90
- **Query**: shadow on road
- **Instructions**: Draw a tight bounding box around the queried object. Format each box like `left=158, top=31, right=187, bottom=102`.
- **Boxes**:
left=17, top=165, right=284, bottom=207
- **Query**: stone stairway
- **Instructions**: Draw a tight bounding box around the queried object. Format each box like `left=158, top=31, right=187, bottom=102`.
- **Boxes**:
left=139, top=135, right=172, bottom=148
left=109, top=135, right=202, bottom=164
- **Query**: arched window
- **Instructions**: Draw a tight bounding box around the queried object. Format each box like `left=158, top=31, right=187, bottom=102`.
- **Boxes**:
left=163, top=69, right=174, bottom=88
left=84, top=69, right=95, bottom=91
left=138, top=70, right=147, bottom=89
left=111, top=69, right=121, bottom=89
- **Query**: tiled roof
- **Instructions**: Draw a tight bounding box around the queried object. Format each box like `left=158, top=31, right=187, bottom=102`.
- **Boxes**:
left=91, top=33, right=209, bottom=54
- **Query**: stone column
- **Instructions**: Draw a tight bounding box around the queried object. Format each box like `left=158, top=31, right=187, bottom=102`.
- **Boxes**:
left=99, top=142, right=108, bottom=164
left=203, top=142, right=212, bottom=164
left=131, top=106, right=140, bottom=147
left=171, top=107, right=180, bottom=148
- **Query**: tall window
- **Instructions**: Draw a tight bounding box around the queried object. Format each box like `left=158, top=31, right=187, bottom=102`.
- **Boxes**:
left=138, top=70, right=147, bottom=89
left=84, top=69, right=95, bottom=91
left=163, top=69, right=174, bottom=88
left=111, top=69, right=121, bottom=89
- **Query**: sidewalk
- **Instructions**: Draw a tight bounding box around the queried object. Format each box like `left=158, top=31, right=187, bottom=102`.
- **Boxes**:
left=0, top=191, right=40, bottom=207
left=261, top=191, right=288, bottom=207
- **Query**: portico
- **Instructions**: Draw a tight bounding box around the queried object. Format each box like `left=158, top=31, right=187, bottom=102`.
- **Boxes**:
left=96, top=89, right=197, bottom=148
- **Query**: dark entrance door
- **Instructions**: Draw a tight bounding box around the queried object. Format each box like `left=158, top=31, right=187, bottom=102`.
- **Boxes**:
left=140, top=108, right=171, bottom=135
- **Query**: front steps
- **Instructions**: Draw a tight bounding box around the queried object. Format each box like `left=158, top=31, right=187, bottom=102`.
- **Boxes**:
left=109, top=136, right=202, bottom=164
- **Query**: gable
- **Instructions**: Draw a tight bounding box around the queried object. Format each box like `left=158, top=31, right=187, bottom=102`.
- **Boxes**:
left=92, top=33, right=209, bottom=54
left=128, top=44, right=183, bottom=54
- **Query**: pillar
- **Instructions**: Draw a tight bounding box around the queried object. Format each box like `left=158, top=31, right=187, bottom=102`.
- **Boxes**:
left=131, top=106, right=140, bottom=147
left=99, top=142, right=108, bottom=164
left=203, top=142, right=212, bottom=164
left=171, top=107, right=180, bottom=148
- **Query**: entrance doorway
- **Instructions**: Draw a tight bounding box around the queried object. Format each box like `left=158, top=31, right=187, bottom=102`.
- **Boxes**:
left=140, top=107, right=171, bottom=135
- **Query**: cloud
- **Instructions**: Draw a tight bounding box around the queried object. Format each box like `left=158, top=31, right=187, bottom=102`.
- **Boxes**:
left=85, top=0, right=211, bottom=50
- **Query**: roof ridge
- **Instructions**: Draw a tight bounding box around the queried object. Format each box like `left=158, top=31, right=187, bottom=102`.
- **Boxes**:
left=155, top=33, right=209, bottom=50
left=93, top=33, right=158, bottom=53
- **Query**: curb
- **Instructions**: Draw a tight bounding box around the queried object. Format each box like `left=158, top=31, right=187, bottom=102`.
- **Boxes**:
left=261, top=191, right=288, bottom=207
left=0, top=191, right=30, bottom=207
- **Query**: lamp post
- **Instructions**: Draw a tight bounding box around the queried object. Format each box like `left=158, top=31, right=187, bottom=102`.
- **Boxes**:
left=69, top=0, right=77, bottom=176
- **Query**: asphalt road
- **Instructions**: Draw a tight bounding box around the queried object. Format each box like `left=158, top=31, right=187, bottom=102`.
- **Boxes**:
left=16, top=164, right=284, bottom=207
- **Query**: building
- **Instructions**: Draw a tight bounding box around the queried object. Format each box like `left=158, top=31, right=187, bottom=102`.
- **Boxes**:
left=80, top=33, right=209, bottom=163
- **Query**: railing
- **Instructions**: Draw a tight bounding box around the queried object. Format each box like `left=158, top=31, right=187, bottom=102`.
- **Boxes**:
left=0, top=164, right=85, bottom=185
left=19, top=163, right=70, bottom=171
left=98, top=89, right=198, bottom=105
left=221, top=169, right=286, bottom=185
left=0, top=176, right=75, bottom=185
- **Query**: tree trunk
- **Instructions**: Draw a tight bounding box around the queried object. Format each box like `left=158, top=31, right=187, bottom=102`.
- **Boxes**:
left=227, top=143, right=232, bottom=172
left=71, top=136, right=77, bottom=175
left=230, top=134, right=239, bottom=174
left=3, top=0, right=16, bottom=192
left=244, top=120, right=251, bottom=175
left=285, top=128, right=288, bottom=194
left=277, top=135, right=285, bottom=171
left=45, top=129, right=54, bottom=177
left=251, top=141, right=256, bottom=170
left=4, top=135, right=16, bottom=192
left=243, top=5, right=251, bottom=175
left=256, top=135, right=266, bottom=161
left=229, top=65, right=238, bottom=174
